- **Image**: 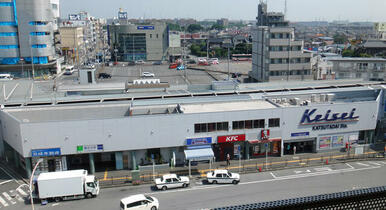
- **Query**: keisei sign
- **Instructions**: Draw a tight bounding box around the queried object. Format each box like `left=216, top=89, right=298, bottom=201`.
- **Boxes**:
left=300, top=108, right=359, bottom=125
left=218, top=134, right=246, bottom=143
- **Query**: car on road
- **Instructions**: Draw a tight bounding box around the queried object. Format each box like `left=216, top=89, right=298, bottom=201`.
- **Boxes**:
left=128, top=61, right=136, bottom=66
left=98, top=73, right=112, bottom=79
left=120, top=194, right=159, bottom=210
left=152, top=61, right=162, bottom=65
left=135, top=60, right=145, bottom=65
left=0, top=74, right=13, bottom=80
left=141, top=72, right=155, bottom=77
left=169, top=63, right=178, bottom=69
left=63, top=66, right=75, bottom=75
left=206, top=169, right=240, bottom=184
left=154, top=174, right=190, bottom=191
left=210, top=58, right=219, bottom=65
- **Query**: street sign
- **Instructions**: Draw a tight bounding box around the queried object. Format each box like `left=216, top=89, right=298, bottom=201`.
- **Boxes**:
left=264, top=143, right=268, bottom=148
left=151, top=154, right=154, bottom=160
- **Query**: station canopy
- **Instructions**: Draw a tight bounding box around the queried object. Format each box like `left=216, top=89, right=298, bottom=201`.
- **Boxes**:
left=184, top=146, right=214, bottom=162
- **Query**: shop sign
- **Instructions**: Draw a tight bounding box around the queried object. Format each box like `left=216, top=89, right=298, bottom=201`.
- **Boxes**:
left=77, top=144, right=104, bottom=153
left=319, top=136, right=331, bottom=149
left=137, top=26, right=155, bottom=30
left=300, top=108, right=359, bottom=125
left=291, top=132, right=310, bottom=137
left=31, top=148, right=61, bottom=157
left=218, top=134, right=245, bottom=143
left=186, top=137, right=212, bottom=146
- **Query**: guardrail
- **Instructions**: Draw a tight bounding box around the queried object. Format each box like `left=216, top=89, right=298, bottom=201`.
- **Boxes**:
left=212, top=185, right=386, bottom=210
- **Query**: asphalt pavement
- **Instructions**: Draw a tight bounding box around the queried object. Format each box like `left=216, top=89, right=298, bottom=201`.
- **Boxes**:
left=5, top=160, right=386, bottom=210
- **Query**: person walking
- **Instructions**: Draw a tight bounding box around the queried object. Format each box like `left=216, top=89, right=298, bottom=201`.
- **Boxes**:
left=226, top=153, right=230, bottom=166
left=293, top=145, right=297, bottom=155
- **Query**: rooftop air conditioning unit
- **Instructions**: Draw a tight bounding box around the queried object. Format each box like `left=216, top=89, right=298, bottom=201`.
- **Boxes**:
left=320, top=94, right=327, bottom=102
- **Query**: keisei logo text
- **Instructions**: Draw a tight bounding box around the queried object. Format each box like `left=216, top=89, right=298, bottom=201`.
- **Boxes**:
left=300, top=108, right=359, bottom=125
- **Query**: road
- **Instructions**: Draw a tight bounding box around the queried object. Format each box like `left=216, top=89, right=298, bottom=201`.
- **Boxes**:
left=3, top=160, right=386, bottom=210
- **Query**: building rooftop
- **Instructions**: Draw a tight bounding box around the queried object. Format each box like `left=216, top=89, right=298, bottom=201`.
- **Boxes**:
left=180, top=100, right=276, bottom=114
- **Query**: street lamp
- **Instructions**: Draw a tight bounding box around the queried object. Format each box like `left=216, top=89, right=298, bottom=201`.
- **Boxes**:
left=29, top=158, right=43, bottom=210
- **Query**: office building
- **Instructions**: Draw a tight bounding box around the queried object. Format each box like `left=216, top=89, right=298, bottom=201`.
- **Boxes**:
left=0, top=0, right=58, bottom=77
left=249, top=2, right=312, bottom=82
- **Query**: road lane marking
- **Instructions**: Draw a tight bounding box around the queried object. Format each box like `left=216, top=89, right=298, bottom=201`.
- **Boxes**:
left=294, top=169, right=311, bottom=174
left=270, top=172, right=276, bottom=179
left=0, top=196, right=8, bottom=207
left=147, top=166, right=380, bottom=195
left=314, top=167, right=332, bottom=172
left=9, top=190, right=23, bottom=202
left=345, top=163, right=354, bottom=169
left=2, top=192, right=15, bottom=204
left=16, top=188, right=27, bottom=196
left=0, top=180, right=13, bottom=185
left=356, top=162, right=370, bottom=167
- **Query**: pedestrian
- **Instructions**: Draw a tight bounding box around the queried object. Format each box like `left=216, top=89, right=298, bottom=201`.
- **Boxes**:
left=286, top=144, right=291, bottom=154
left=226, top=153, right=230, bottom=166
left=293, top=145, right=296, bottom=155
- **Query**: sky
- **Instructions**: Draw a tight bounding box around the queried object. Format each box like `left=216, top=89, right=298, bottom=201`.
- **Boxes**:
left=60, top=0, right=386, bottom=22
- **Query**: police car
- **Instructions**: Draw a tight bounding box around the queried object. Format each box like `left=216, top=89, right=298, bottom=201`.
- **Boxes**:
left=154, top=174, right=190, bottom=190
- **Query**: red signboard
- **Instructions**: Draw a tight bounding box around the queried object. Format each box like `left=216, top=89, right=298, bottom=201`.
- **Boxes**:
left=218, top=134, right=246, bottom=143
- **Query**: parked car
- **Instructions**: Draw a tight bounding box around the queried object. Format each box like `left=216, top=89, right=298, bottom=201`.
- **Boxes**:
left=141, top=72, right=155, bottom=77
left=206, top=170, right=240, bottom=184
left=0, top=74, right=13, bottom=80
left=98, top=73, right=112, bottom=79
left=198, top=60, right=210, bottom=66
left=120, top=194, right=159, bottom=210
left=187, top=59, right=196, bottom=64
left=169, top=63, right=178, bottom=69
left=128, top=61, right=136, bottom=66
left=152, top=61, right=162, bottom=65
left=154, top=174, right=190, bottom=191
left=135, top=60, right=145, bottom=65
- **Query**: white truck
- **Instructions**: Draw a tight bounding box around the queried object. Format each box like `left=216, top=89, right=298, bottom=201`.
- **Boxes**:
left=33, top=169, right=99, bottom=202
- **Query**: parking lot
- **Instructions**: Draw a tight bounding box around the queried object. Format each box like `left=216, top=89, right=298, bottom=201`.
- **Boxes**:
left=58, top=60, right=252, bottom=86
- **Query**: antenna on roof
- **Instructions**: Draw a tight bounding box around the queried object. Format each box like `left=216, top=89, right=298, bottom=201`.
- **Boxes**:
left=284, top=0, right=287, bottom=17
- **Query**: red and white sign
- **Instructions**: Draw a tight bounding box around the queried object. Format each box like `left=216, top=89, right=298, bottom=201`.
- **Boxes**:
left=261, top=129, right=270, bottom=140
left=218, top=134, right=246, bottom=143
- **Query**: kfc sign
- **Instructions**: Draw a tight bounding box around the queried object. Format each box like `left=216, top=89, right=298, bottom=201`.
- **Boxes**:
left=218, top=134, right=246, bottom=143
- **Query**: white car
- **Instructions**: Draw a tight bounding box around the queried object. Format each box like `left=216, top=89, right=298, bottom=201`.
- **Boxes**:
left=206, top=170, right=240, bottom=184
left=154, top=174, right=190, bottom=191
left=142, top=72, right=155, bottom=77
left=135, top=60, right=145, bottom=65
left=120, top=194, right=159, bottom=210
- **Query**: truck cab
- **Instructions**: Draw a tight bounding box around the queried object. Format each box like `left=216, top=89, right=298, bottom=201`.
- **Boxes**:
left=85, top=175, right=99, bottom=198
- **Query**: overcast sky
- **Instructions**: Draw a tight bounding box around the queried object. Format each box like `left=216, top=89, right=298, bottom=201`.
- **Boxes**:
left=60, top=0, right=386, bottom=22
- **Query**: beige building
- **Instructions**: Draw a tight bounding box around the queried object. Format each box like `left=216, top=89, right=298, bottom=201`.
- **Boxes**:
left=59, top=27, right=85, bottom=65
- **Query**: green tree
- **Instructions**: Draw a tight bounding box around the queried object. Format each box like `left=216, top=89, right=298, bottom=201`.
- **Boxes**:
left=342, top=49, right=354, bottom=57
left=187, top=24, right=204, bottom=33
left=167, top=23, right=181, bottom=31
left=333, top=34, right=348, bottom=44
left=210, top=24, right=225, bottom=31
left=232, top=43, right=252, bottom=54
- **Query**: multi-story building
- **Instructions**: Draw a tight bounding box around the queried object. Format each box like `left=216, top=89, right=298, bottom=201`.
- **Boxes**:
left=59, top=27, right=85, bottom=66
left=249, top=2, right=312, bottom=82
left=217, top=18, right=229, bottom=27
left=0, top=0, right=58, bottom=77
left=317, top=57, right=386, bottom=81
left=108, top=22, right=168, bottom=61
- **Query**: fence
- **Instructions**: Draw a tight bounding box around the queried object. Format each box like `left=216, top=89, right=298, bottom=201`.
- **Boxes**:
left=212, top=185, right=386, bottom=210
left=98, top=151, right=383, bottom=188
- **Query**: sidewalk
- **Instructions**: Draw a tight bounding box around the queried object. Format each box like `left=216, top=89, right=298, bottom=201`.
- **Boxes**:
left=96, top=147, right=385, bottom=188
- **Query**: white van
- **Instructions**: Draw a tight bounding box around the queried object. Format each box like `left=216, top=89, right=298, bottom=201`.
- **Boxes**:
left=64, top=66, right=75, bottom=75
left=120, top=194, right=159, bottom=210
left=0, top=74, right=13, bottom=80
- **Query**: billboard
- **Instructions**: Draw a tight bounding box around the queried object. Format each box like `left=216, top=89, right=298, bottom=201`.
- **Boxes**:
left=69, top=14, right=80, bottom=20
left=137, top=26, right=155, bottom=30
left=118, top=12, right=128, bottom=20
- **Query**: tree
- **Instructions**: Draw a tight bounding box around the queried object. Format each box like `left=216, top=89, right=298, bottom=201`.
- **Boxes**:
left=210, top=24, right=225, bottom=31
left=333, top=34, right=348, bottom=44
left=167, top=23, right=181, bottom=31
left=342, top=49, right=354, bottom=57
left=187, top=24, right=203, bottom=33
left=233, top=43, right=252, bottom=54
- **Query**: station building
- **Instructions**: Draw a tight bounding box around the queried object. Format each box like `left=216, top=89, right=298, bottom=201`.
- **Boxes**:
left=0, top=82, right=384, bottom=177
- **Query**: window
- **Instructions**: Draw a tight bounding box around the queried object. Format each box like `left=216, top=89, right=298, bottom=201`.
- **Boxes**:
left=172, top=178, right=179, bottom=182
left=233, top=121, right=245, bottom=130
left=253, top=119, right=265, bottom=128
left=156, top=34, right=159, bottom=39
left=216, top=174, right=222, bottom=178
left=245, top=120, right=252, bottom=129
left=150, top=34, right=152, bottom=38
left=127, top=201, right=142, bottom=208
left=194, top=122, right=228, bottom=133
left=86, top=182, right=94, bottom=188
left=269, top=118, right=280, bottom=127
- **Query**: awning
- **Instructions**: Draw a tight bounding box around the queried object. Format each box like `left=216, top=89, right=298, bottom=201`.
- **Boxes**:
left=249, top=138, right=281, bottom=144
left=184, top=148, right=214, bottom=162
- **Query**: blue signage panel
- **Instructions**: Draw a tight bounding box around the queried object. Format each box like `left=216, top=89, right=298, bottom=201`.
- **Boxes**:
left=31, top=148, right=61, bottom=157
left=186, top=137, right=212, bottom=146
left=97, top=144, right=103, bottom=150
left=291, top=132, right=310, bottom=137
left=137, top=26, right=155, bottom=30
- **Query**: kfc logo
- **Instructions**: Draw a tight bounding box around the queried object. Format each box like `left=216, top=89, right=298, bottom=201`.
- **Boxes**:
left=218, top=134, right=246, bottom=143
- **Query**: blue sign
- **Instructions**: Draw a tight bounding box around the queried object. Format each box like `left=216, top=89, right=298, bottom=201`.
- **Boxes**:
left=137, top=26, right=154, bottom=30
left=186, top=137, right=212, bottom=146
left=151, top=154, right=154, bottom=160
left=291, top=132, right=310, bottom=137
left=31, top=148, right=61, bottom=157
left=300, top=108, right=359, bottom=125
left=97, top=144, right=103, bottom=150
left=264, top=143, right=268, bottom=148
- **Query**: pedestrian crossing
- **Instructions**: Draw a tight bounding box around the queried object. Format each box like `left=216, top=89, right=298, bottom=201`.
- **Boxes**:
left=0, top=187, right=28, bottom=208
